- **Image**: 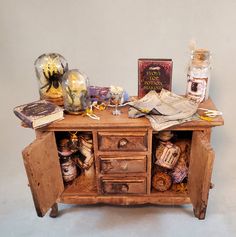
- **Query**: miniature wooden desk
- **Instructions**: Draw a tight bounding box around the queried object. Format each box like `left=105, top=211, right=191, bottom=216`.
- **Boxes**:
left=22, top=98, right=224, bottom=219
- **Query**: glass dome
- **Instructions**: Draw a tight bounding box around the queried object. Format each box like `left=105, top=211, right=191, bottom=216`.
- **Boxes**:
left=34, top=53, right=68, bottom=105
left=62, top=69, right=90, bottom=114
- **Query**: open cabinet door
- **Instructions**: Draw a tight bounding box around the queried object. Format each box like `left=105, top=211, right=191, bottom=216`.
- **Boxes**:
left=188, top=131, right=215, bottom=220
left=22, top=132, right=64, bottom=217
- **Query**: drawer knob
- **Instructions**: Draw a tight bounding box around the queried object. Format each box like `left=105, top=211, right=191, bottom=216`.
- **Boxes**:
left=119, top=161, right=128, bottom=171
left=102, top=161, right=114, bottom=173
left=120, top=184, right=129, bottom=193
left=118, top=138, right=128, bottom=148
left=112, top=183, right=129, bottom=193
left=102, top=183, right=129, bottom=194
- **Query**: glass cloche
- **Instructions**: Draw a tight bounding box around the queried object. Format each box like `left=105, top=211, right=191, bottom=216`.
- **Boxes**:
left=62, top=69, right=90, bottom=114
left=34, top=53, right=68, bottom=105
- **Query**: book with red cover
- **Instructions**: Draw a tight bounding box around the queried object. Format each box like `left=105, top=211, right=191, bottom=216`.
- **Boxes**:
left=138, top=58, right=173, bottom=98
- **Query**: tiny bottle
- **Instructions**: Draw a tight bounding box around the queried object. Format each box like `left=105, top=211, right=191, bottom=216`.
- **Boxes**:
left=60, top=156, right=77, bottom=183
left=57, top=138, right=77, bottom=182
left=186, top=49, right=211, bottom=103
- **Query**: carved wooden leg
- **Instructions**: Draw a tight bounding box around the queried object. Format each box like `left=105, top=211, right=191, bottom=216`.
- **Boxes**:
left=49, top=203, right=59, bottom=218
left=193, top=202, right=207, bottom=220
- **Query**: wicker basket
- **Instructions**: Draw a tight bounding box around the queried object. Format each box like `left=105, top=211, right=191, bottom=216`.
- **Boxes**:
left=152, top=172, right=172, bottom=192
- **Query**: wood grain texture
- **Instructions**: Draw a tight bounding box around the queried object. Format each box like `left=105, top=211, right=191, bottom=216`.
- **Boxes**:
left=40, top=98, right=223, bottom=131
left=99, top=155, right=147, bottom=174
left=188, top=131, right=215, bottom=220
left=97, top=131, right=148, bottom=151
left=101, top=177, right=147, bottom=195
left=22, top=132, right=64, bottom=217
left=63, top=172, right=97, bottom=195
left=59, top=193, right=191, bottom=205
left=146, top=128, right=153, bottom=195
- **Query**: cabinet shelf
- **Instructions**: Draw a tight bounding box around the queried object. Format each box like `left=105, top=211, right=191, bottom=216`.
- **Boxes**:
left=62, top=172, right=97, bottom=196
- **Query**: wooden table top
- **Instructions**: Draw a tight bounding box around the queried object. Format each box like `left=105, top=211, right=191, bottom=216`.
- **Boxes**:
left=41, top=98, right=224, bottom=131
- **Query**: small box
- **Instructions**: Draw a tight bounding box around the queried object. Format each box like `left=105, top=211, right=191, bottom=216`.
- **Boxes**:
left=138, top=58, right=173, bottom=98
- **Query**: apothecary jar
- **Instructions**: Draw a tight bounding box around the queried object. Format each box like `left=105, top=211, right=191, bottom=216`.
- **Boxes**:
left=62, top=69, right=90, bottom=114
left=186, top=49, right=211, bottom=103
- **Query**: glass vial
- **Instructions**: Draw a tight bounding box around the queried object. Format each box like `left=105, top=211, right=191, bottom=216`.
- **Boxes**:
left=62, top=69, right=90, bottom=114
left=186, top=49, right=211, bottom=103
left=34, top=53, right=68, bottom=106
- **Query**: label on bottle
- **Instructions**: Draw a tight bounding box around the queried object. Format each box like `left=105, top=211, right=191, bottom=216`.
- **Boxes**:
left=60, top=158, right=77, bottom=182
left=186, top=77, right=208, bottom=103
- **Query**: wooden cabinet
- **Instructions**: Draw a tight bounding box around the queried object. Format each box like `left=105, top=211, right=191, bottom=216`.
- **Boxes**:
left=21, top=98, right=223, bottom=219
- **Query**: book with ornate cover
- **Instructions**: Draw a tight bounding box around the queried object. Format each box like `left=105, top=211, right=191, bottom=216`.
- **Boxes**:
left=138, top=58, right=173, bottom=98
left=13, top=100, right=64, bottom=129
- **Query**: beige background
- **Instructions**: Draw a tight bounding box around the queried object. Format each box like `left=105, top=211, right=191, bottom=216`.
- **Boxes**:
left=0, top=0, right=235, bottom=236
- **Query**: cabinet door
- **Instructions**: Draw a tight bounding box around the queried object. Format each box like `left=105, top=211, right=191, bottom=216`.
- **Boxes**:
left=22, top=132, right=64, bottom=217
left=188, top=131, right=215, bottom=220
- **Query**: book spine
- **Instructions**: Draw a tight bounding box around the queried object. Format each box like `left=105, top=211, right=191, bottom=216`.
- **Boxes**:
left=13, top=110, right=33, bottom=128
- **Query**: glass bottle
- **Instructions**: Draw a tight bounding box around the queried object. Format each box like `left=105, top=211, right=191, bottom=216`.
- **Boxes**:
left=57, top=137, right=78, bottom=183
left=59, top=156, right=77, bottom=182
left=186, top=49, right=211, bottom=103
left=34, top=53, right=68, bottom=106
left=62, top=69, right=90, bottom=114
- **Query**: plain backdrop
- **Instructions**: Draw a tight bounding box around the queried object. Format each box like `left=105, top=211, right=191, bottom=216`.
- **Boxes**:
left=0, top=0, right=235, bottom=236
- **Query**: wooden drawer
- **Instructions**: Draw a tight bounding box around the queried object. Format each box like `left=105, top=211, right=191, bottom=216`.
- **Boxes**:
left=97, top=131, right=148, bottom=151
left=99, top=155, right=147, bottom=174
left=101, top=177, right=147, bottom=194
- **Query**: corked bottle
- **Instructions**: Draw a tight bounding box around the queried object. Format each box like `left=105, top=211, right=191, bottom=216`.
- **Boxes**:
left=186, top=49, right=211, bottom=103
left=59, top=156, right=77, bottom=183
left=58, top=138, right=77, bottom=183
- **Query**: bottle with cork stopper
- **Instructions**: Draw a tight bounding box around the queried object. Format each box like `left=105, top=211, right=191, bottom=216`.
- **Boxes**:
left=186, top=45, right=211, bottom=103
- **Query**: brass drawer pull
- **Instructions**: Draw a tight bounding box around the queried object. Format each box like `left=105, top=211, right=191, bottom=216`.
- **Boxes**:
left=102, top=160, right=128, bottom=173
left=102, top=161, right=114, bottom=173
left=101, top=178, right=147, bottom=194
left=118, top=138, right=129, bottom=148
left=120, top=161, right=128, bottom=171
left=100, top=156, right=147, bottom=174
left=103, top=183, right=129, bottom=194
